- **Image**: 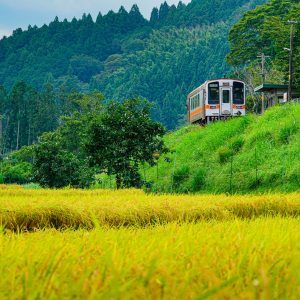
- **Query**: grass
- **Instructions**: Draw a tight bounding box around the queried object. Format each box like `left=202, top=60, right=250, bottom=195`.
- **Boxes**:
left=0, top=186, right=300, bottom=299
left=144, top=104, right=300, bottom=194
left=1, top=218, right=300, bottom=299
left=0, top=185, right=299, bottom=231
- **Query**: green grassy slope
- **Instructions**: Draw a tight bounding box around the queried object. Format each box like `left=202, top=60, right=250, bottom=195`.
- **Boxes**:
left=144, top=104, right=300, bottom=194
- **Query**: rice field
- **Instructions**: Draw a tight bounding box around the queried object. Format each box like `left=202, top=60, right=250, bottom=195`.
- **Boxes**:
left=0, top=186, right=300, bottom=299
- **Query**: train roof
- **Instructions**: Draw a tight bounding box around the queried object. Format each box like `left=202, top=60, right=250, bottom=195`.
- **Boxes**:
left=188, top=78, right=244, bottom=97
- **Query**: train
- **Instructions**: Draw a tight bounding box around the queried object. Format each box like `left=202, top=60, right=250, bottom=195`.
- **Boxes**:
left=187, top=78, right=246, bottom=124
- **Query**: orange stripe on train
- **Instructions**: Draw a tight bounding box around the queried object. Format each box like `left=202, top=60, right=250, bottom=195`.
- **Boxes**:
left=190, top=107, right=205, bottom=117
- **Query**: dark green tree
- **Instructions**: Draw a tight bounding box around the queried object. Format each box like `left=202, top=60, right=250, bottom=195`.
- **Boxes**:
left=32, top=92, right=104, bottom=188
left=32, top=131, right=82, bottom=188
left=227, top=0, right=300, bottom=88
left=85, top=97, right=168, bottom=188
left=150, top=7, right=159, bottom=26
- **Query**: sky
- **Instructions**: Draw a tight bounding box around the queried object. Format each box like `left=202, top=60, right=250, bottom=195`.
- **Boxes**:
left=0, top=0, right=191, bottom=38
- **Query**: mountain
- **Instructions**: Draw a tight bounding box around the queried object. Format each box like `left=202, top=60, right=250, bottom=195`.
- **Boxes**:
left=0, top=0, right=267, bottom=131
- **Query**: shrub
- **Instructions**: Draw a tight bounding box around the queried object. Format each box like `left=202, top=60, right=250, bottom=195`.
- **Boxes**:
left=2, top=162, right=33, bottom=184
left=229, top=136, right=244, bottom=153
left=218, top=147, right=233, bottom=164
left=278, top=122, right=298, bottom=144
left=172, top=166, right=190, bottom=191
left=191, top=169, right=206, bottom=192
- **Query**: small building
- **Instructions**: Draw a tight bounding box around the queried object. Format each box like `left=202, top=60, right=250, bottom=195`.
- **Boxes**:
left=254, top=83, right=300, bottom=107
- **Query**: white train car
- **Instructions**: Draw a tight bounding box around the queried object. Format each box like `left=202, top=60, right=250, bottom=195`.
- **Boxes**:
left=187, top=79, right=246, bottom=124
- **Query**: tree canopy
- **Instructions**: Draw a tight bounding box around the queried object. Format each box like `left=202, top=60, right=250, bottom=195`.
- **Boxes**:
left=227, top=0, right=300, bottom=88
left=0, top=0, right=267, bottom=129
left=85, top=98, right=168, bottom=188
left=31, top=94, right=167, bottom=189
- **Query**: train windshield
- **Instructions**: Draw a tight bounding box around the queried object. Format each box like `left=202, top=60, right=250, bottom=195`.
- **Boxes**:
left=208, top=82, right=220, bottom=104
left=233, top=82, right=244, bottom=104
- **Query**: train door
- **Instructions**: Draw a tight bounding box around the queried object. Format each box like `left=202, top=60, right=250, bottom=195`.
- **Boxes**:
left=220, top=88, right=232, bottom=116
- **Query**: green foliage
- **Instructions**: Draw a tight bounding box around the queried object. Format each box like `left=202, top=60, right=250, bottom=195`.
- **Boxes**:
left=33, top=132, right=82, bottom=188
left=228, top=0, right=300, bottom=88
left=191, top=169, right=206, bottom=192
left=144, top=104, right=300, bottom=194
left=1, top=162, right=32, bottom=184
left=0, top=146, right=35, bottom=184
left=0, top=0, right=266, bottom=130
left=19, top=93, right=168, bottom=189
left=85, top=97, right=168, bottom=188
left=218, top=147, right=233, bottom=164
left=173, top=165, right=190, bottom=191
left=278, top=121, right=298, bottom=144
left=229, top=136, right=245, bottom=153
left=32, top=92, right=104, bottom=188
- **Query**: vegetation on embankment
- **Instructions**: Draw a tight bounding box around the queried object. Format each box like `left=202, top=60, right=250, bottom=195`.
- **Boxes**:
left=1, top=217, right=300, bottom=299
left=144, top=104, right=300, bottom=193
left=0, top=185, right=299, bottom=232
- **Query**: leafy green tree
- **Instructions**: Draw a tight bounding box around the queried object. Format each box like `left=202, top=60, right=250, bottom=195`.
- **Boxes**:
left=85, top=98, right=168, bottom=188
left=32, top=92, right=104, bottom=188
left=32, top=131, right=82, bottom=188
left=227, top=0, right=300, bottom=88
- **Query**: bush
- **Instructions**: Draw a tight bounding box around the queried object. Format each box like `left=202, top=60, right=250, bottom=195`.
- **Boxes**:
left=2, top=162, right=33, bottom=184
left=172, top=166, right=190, bottom=192
left=191, top=169, right=206, bottom=192
left=278, top=122, right=298, bottom=144
left=229, top=136, right=244, bottom=153
left=218, top=147, right=233, bottom=164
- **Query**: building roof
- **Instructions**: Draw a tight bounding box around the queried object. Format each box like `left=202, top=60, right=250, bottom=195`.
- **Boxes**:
left=254, top=83, right=288, bottom=93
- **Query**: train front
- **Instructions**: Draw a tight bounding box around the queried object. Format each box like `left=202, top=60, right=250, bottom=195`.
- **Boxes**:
left=206, top=79, right=246, bottom=121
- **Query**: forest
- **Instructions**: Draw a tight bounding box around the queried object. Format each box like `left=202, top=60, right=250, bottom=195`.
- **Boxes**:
left=0, top=0, right=266, bottom=131
left=227, top=0, right=300, bottom=91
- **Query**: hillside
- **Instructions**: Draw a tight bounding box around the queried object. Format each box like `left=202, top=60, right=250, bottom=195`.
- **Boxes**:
left=142, top=104, right=300, bottom=193
left=0, top=0, right=267, bottom=129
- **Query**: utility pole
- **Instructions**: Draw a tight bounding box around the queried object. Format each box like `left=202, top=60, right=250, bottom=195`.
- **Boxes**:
left=285, top=20, right=298, bottom=101
left=257, top=53, right=270, bottom=113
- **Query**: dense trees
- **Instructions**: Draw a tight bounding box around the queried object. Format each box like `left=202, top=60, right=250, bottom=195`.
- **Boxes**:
left=227, top=0, right=300, bottom=88
left=31, top=95, right=167, bottom=189
left=0, top=0, right=267, bottom=130
left=0, top=82, right=84, bottom=154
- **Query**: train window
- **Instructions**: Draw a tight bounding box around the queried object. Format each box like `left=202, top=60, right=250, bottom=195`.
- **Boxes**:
left=192, top=96, right=195, bottom=110
left=233, top=82, right=244, bottom=104
left=208, top=82, right=219, bottom=104
left=223, top=90, right=230, bottom=104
